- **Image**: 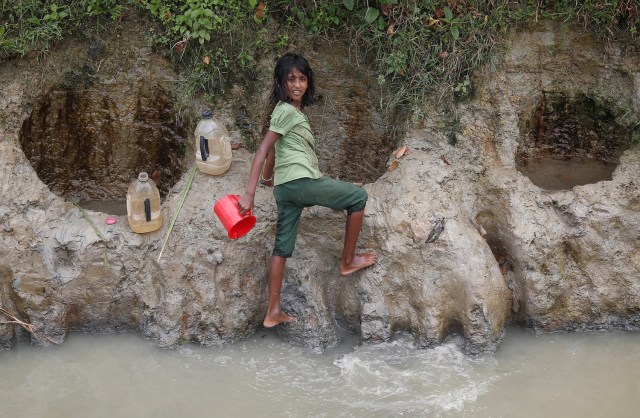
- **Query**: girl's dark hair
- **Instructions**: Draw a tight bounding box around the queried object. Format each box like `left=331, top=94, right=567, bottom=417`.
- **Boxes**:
left=269, top=52, right=316, bottom=108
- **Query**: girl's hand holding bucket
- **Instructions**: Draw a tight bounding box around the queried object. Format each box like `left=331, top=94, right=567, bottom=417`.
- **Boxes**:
left=237, top=192, right=254, bottom=217
left=214, top=194, right=256, bottom=239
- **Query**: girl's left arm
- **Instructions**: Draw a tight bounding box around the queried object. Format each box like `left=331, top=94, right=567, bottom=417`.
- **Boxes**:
left=238, top=130, right=280, bottom=215
left=260, top=145, right=276, bottom=187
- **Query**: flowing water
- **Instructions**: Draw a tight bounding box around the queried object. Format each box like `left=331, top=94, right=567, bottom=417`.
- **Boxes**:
left=1, top=328, right=638, bottom=418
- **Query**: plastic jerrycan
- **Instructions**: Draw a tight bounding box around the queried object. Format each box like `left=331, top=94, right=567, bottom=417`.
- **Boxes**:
left=126, top=172, right=163, bottom=233
left=194, top=109, right=232, bottom=175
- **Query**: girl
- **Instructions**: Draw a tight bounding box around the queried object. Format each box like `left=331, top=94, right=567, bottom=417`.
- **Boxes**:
left=238, top=52, right=377, bottom=328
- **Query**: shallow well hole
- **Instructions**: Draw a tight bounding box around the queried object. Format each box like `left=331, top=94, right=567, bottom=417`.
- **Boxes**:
left=516, top=92, right=635, bottom=190
left=19, top=85, right=189, bottom=214
left=516, top=156, right=617, bottom=191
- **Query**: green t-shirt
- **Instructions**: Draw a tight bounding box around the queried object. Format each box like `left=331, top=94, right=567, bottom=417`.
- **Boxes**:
left=269, top=101, right=323, bottom=185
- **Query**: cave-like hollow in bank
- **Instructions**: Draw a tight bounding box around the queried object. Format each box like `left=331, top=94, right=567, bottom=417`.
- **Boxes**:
left=515, top=92, right=637, bottom=191
left=19, top=83, right=191, bottom=215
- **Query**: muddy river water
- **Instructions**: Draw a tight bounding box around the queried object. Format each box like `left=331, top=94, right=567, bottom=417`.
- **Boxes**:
left=1, top=328, right=638, bottom=417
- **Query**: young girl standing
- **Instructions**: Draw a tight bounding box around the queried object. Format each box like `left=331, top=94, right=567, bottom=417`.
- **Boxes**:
left=238, top=52, right=377, bottom=328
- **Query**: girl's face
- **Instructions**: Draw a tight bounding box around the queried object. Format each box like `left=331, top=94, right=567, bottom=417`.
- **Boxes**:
left=284, top=67, right=308, bottom=109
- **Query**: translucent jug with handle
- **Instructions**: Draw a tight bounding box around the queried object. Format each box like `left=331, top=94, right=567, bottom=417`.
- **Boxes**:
left=194, top=109, right=232, bottom=175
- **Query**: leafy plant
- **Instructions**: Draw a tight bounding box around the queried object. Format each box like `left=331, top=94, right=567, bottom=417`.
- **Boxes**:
left=0, top=0, right=129, bottom=58
left=441, top=6, right=462, bottom=41
left=44, top=4, right=70, bottom=23
left=79, top=0, right=123, bottom=20
left=454, top=75, right=471, bottom=98
left=276, top=33, right=289, bottom=48
left=1, top=0, right=638, bottom=120
left=283, top=1, right=347, bottom=34
left=173, top=1, right=219, bottom=45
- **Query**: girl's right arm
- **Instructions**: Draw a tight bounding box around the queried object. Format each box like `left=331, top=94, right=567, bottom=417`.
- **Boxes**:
left=238, top=130, right=281, bottom=215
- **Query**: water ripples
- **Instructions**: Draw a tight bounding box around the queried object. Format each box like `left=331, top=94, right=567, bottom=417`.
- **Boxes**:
left=1, top=329, right=639, bottom=418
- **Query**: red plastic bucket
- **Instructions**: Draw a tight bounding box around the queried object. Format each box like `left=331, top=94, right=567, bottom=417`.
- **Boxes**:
left=213, top=194, right=256, bottom=239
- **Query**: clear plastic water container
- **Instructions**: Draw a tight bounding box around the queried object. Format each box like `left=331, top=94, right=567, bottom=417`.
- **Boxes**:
left=126, top=172, right=162, bottom=233
left=194, top=109, right=232, bottom=175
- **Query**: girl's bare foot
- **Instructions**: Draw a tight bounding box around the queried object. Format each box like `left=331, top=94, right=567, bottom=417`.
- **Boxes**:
left=339, top=252, right=377, bottom=276
left=263, top=311, right=297, bottom=328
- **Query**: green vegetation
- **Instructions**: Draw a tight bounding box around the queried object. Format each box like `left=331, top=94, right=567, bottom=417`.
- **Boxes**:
left=0, top=0, right=123, bottom=56
left=1, top=1, right=638, bottom=116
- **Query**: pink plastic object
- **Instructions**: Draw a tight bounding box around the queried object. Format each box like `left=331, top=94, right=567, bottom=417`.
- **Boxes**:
left=105, top=217, right=117, bottom=225
left=213, top=194, right=256, bottom=239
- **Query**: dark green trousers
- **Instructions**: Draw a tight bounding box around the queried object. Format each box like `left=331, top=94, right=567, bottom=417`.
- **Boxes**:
left=272, top=176, right=367, bottom=258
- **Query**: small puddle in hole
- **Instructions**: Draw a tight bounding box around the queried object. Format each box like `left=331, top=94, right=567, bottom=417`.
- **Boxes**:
left=77, top=199, right=127, bottom=216
left=516, top=156, right=617, bottom=191
left=77, top=197, right=167, bottom=217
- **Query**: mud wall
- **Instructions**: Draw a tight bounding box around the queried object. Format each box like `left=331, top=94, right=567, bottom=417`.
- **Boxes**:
left=1, top=19, right=639, bottom=352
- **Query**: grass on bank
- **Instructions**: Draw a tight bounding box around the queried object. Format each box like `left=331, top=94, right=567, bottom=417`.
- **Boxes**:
left=1, top=0, right=638, bottom=118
